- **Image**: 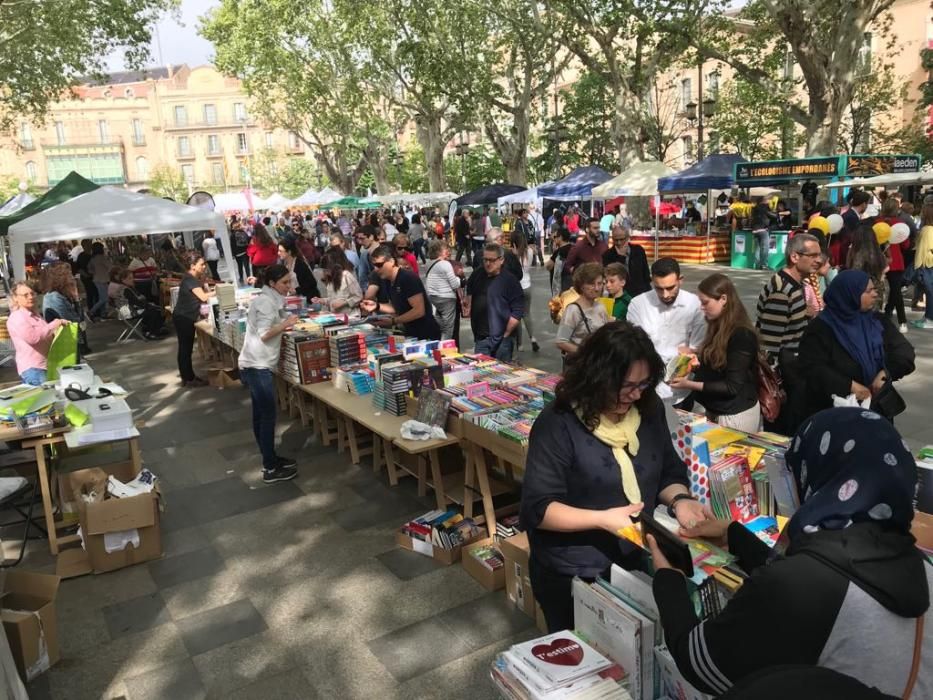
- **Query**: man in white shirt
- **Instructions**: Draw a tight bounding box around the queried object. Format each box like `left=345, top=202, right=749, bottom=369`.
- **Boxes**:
left=626, top=256, right=706, bottom=407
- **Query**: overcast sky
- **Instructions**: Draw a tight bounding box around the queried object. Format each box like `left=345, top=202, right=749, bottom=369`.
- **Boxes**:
left=107, top=0, right=218, bottom=71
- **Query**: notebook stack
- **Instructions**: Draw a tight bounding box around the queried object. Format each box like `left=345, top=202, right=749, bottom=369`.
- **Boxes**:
left=214, top=283, right=237, bottom=311
left=495, top=514, right=522, bottom=541
left=492, top=631, right=629, bottom=700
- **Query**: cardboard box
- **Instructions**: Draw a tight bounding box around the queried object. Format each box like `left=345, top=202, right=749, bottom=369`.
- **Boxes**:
left=207, top=364, right=240, bottom=388
left=1, top=570, right=60, bottom=682
left=462, top=537, right=506, bottom=591
left=56, top=465, right=163, bottom=578
left=500, top=532, right=536, bottom=617
left=395, top=529, right=469, bottom=566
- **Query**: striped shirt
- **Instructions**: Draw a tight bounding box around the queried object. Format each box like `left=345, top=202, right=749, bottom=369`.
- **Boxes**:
left=756, top=270, right=808, bottom=363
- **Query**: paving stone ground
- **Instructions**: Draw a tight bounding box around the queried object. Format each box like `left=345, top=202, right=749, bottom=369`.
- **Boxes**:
left=7, top=262, right=933, bottom=699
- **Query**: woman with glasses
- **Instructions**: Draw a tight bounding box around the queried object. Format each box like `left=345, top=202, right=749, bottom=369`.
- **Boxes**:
left=8, top=282, right=71, bottom=386
left=798, top=270, right=914, bottom=421
left=555, top=262, right=611, bottom=360
left=521, top=322, right=705, bottom=632
left=313, top=248, right=362, bottom=314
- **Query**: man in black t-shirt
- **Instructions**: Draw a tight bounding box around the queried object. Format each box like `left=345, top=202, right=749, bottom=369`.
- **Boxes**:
left=360, top=244, right=441, bottom=340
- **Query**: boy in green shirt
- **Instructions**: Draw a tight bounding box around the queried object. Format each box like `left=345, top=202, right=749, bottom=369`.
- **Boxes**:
left=604, top=262, right=633, bottom=320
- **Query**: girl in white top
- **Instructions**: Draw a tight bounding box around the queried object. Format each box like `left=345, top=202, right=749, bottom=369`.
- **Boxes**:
left=510, top=230, right=540, bottom=352
left=424, top=239, right=463, bottom=341
left=313, top=248, right=363, bottom=314
left=201, top=231, right=221, bottom=281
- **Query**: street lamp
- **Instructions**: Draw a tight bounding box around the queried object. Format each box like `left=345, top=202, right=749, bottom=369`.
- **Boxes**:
left=684, top=90, right=716, bottom=160
left=544, top=121, right=569, bottom=178
left=454, top=137, right=470, bottom=191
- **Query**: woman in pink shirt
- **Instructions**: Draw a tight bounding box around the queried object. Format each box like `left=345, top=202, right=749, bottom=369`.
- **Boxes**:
left=7, top=282, right=69, bottom=385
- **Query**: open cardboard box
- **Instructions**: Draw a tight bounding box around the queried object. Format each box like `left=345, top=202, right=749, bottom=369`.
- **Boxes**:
left=461, top=536, right=506, bottom=591
left=56, top=463, right=163, bottom=579
left=1, top=570, right=60, bottom=682
left=499, top=531, right=535, bottom=617
left=395, top=528, right=477, bottom=566
left=206, top=364, right=240, bottom=388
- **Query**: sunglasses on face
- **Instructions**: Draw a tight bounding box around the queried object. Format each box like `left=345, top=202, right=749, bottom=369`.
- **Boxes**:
left=372, top=260, right=387, bottom=268
left=483, top=257, right=502, bottom=264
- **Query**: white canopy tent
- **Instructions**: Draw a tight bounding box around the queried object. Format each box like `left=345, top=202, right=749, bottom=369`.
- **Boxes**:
left=0, top=193, right=36, bottom=217
left=496, top=182, right=556, bottom=212
left=823, top=171, right=933, bottom=189
left=213, top=190, right=266, bottom=213
left=288, top=187, right=319, bottom=207
left=592, top=161, right=675, bottom=198
left=260, top=193, right=291, bottom=210
left=8, top=187, right=235, bottom=283
left=377, top=191, right=458, bottom=206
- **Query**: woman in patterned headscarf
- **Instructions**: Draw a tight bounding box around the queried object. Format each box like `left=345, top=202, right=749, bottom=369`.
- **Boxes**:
left=648, top=407, right=931, bottom=698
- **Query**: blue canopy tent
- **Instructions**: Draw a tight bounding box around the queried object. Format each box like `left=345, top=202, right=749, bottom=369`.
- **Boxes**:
left=655, top=153, right=745, bottom=260
left=536, top=165, right=613, bottom=201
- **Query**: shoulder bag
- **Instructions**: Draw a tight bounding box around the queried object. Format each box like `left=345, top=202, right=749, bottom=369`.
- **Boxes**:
left=903, top=615, right=924, bottom=698
left=756, top=352, right=786, bottom=423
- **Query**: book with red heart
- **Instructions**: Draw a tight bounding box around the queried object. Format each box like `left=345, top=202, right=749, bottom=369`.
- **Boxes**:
left=509, top=631, right=613, bottom=690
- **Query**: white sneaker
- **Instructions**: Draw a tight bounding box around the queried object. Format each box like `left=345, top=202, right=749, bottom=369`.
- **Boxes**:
left=899, top=323, right=908, bottom=333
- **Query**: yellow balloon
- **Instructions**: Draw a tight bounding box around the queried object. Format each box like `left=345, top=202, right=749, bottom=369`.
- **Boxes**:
left=809, top=216, right=830, bottom=235
left=873, top=221, right=892, bottom=245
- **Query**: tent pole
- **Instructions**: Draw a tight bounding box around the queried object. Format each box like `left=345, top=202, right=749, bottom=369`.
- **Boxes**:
left=654, top=194, right=660, bottom=261
left=706, top=189, right=711, bottom=264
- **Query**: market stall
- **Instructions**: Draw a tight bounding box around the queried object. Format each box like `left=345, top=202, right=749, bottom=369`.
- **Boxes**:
left=6, top=185, right=235, bottom=283
left=535, top=165, right=613, bottom=217
left=729, top=153, right=921, bottom=270
left=655, top=153, right=744, bottom=263
left=212, top=188, right=266, bottom=214
left=454, top=183, right=526, bottom=207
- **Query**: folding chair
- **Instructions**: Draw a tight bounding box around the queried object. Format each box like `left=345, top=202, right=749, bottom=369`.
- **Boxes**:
left=115, top=301, right=148, bottom=343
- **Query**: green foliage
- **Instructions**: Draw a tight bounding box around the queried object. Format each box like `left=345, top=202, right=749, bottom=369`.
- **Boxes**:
left=0, top=175, right=39, bottom=203
left=711, top=79, right=788, bottom=160
left=558, top=71, right=619, bottom=174
left=397, top=146, right=430, bottom=194
left=250, top=149, right=324, bottom=199
left=443, top=145, right=506, bottom=192
left=147, top=164, right=187, bottom=200
left=0, top=0, right=177, bottom=130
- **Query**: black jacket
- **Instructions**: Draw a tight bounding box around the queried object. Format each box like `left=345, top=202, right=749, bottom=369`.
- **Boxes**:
left=798, top=313, right=914, bottom=419
left=653, top=521, right=930, bottom=696
left=602, top=243, right=651, bottom=297
left=692, top=327, right=759, bottom=416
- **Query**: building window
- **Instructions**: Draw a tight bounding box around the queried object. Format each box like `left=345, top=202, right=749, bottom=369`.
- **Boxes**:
left=25, top=161, right=37, bottom=182
left=265, top=132, right=274, bottom=148
left=233, top=103, right=247, bottom=122
left=132, top=119, right=145, bottom=146
left=203, top=103, right=217, bottom=125
left=174, top=105, right=188, bottom=127
left=211, top=162, right=225, bottom=185
left=682, top=135, right=694, bottom=164
left=181, top=164, right=194, bottom=184
left=124, top=87, right=134, bottom=98
left=20, top=122, right=33, bottom=149
left=54, top=121, right=65, bottom=146
left=707, top=72, right=719, bottom=101
left=178, top=136, right=191, bottom=156
left=858, top=33, right=872, bottom=75
left=707, top=131, right=720, bottom=154
left=207, top=134, right=220, bottom=155
left=136, top=156, right=149, bottom=180
left=680, top=78, right=692, bottom=112
left=236, top=133, right=248, bottom=153
left=287, top=131, right=301, bottom=151
left=98, top=120, right=109, bottom=144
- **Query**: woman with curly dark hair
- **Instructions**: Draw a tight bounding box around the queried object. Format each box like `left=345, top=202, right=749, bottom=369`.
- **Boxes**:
left=520, top=322, right=706, bottom=633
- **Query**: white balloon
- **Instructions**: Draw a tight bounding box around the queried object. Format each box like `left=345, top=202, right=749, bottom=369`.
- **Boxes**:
left=889, top=222, right=910, bottom=245
left=827, top=213, right=844, bottom=234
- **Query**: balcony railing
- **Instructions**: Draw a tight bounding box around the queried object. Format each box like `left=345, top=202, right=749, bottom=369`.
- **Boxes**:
left=132, top=136, right=146, bottom=146
left=176, top=149, right=195, bottom=160
left=164, top=119, right=257, bottom=131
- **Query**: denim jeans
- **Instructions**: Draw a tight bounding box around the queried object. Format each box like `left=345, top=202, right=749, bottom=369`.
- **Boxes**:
left=474, top=335, right=514, bottom=361
left=89, top=281, right=109, bottom=317
left=239, top=367, right=278, bottom=470
left=754, top=229, right=771, bottom=269
left=919, top=268, right=933, bottom=322
left=20, top=368, right=47, bottom=386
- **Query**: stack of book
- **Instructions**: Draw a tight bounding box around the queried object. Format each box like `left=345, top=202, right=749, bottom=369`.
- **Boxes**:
left=492, top=631, right=630, bottom=699
left=279, top=334, right=331, bottom=384
left=333, top=365, right=375, bottom=395
left=496, top=514, right=522, bottom=540
left=708, top=455, right=759, bottom=523
left=400, top=510, right=480, bottom=549
left=329, top=331, right=368, bottom=366
left=469, top=543, right=505, bottom=572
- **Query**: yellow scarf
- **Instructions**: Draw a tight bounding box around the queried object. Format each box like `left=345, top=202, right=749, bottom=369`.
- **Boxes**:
left=584, top=406, right=642, bottom=504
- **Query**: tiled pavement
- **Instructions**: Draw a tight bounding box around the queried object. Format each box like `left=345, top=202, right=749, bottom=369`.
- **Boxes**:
left=4, top=263, right=933, bottom=699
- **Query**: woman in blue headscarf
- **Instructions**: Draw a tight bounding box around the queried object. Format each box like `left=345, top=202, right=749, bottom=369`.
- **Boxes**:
left=797, top=269, right=914, bottom=420
left=648, top=407, right=932, bottom=698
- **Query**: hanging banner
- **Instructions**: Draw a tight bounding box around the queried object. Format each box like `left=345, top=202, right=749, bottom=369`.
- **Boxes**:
left=735, top=157, right=840, bottom=185
left=844, top=154, right=921, bottom=177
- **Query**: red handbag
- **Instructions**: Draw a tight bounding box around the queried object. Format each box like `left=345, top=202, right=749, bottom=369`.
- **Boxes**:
left=757, top=353, right=786, bottom=423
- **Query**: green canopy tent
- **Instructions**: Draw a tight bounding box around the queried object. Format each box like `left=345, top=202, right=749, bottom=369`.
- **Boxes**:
left=0, top=171, right=99, bottom=236
left=320, top=196, right=381, bottom=210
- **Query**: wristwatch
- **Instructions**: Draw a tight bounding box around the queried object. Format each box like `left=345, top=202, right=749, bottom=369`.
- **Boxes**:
left=667, top=493, right=697, bottom=519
